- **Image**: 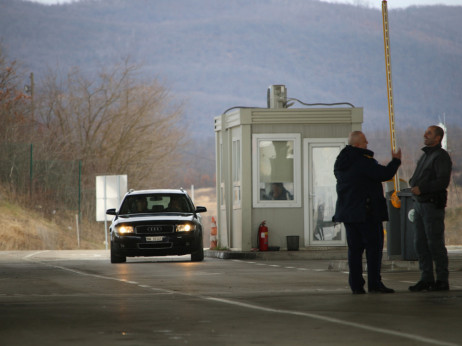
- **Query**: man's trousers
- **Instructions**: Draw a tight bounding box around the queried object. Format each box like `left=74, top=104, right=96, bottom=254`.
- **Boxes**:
left=345, top=221, right=384, bottom=291
left=413, top=201, right=449, bottom=283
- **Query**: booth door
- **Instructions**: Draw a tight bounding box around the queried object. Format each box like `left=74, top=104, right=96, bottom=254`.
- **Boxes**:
left=304, top=139, right=347, bottom=246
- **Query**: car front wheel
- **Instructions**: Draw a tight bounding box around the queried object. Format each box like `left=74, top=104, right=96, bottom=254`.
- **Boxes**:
left=191, top=237, right=204, bottom=262
left=110, top=243, right=126, bottom=263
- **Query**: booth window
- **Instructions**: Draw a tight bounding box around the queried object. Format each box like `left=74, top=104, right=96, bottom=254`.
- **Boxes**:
left=252, top=134, right=301, bottom=208
left=232, top=139, right=241, bottom=207
left=220, top=141, right=225, bottom=208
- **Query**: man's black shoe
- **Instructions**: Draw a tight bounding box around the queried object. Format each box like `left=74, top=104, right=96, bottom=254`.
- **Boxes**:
left=352, top=288, right=366, bottom=295
left=430, top=280, right=449, bottom=291
left=408, top=281, right=434, bottom=292
left=369, top=283, right=395, bottom=294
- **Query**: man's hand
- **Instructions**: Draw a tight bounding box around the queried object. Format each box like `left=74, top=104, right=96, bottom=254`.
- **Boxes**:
left=411, top=186, right=421, bottom=196
left=392, top=148, right=402, bottom=160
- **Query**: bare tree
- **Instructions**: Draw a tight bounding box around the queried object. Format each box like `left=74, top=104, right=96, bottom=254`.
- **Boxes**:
left=0, top=44, right=38, bottom=199
left=0, top=44, right=31, bottom=142
left=37, top=60, right=188, bottom=190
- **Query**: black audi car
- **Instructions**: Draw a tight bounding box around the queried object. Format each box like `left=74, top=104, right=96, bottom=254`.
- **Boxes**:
left=106, top=189, right=207, bottom=263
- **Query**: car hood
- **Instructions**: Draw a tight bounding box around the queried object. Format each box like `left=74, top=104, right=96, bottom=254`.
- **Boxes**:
left=116, top=213, right=196, bottom=223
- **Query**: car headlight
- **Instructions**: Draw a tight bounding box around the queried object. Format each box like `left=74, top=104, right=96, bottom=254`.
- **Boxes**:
left=176, top=224, right=196, bottom=232
left=115, top=225, right=134, bottom=234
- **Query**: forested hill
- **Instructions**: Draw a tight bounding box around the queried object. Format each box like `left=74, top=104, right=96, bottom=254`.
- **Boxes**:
left=1, top=0, right=462, bottom=136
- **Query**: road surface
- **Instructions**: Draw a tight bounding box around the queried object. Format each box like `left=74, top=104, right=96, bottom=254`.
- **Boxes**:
left=1, top=250, right=461, bottom=345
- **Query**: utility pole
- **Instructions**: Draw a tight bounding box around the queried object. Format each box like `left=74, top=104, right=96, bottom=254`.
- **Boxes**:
left=25, top=72, right=35, bottom=121
left=29, top=72, right=34, bottom=121
left=25, top=72, right=35, bottom=198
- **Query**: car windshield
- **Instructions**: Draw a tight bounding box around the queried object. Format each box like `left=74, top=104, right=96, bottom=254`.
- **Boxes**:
left=119, top=194, right=193, bottom=215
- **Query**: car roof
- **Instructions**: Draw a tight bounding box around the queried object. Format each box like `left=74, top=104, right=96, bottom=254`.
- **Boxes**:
left=126, top=189, right=187, bottom=196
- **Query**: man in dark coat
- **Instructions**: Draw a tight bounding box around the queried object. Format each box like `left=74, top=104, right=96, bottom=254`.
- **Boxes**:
left=333, top=131, right=401, bottom=294
left=408, top=125, right=452, bottom=292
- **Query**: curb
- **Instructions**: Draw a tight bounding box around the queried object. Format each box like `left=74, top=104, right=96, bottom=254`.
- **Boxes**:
left=205, top=248, right=348, bottom=260
left=205, top=249, right=258, bottom=260
left=205, top=249, right=462, bottom=273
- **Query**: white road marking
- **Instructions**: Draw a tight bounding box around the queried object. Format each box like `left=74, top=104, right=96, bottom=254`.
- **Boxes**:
left=234, top=259, right=331, bottom=272
left=24, top=251, right=49, bottom=258
left=21, top=253, right=459, bottom=345
left=204, top=297, right=459, bottom=346
left=23, top=257, right=176, bottom=295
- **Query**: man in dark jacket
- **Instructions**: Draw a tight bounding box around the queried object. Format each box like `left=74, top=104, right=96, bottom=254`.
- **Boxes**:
left=408, top=125, right=452, bottom=292
left=333, top=131, right=401, bottom=294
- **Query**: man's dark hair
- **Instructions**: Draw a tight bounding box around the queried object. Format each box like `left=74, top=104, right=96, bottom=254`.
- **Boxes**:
left=431, top=125, right=445, bottom=142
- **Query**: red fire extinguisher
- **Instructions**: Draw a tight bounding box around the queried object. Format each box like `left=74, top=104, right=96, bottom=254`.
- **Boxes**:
left=258, top=221, right=269, bottom=251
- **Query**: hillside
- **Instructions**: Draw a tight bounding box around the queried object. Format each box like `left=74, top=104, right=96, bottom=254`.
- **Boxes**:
left=0, top=197, right=105, bottom=250
left=1, top=183, right=461, bottom=249
left=1, top=0, right=461, bottom=138
left=0, top=186, right=217, bottom=250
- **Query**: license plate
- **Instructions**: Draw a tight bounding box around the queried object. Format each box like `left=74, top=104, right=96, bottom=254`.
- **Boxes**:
left=146, top=236, right=163, bottom=242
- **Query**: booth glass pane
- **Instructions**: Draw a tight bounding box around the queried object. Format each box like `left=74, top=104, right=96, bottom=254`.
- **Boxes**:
left=259, top=140, right=294, bottom=200
left=232, top=139, right=241, bottom=206
left=312, top=146, right=343, bottom=242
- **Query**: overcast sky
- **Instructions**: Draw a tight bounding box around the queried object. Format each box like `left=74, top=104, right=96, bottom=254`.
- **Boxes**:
left=27, top=0, right=462, bottom=8
left=320, top=0, right=462, bottom=8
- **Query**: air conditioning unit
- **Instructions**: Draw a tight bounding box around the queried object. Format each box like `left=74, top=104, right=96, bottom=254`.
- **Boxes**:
left=267, top=85, right=287, bottom=109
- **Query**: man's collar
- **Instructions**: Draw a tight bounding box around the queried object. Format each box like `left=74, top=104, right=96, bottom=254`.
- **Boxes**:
left=348, top=145, right=374, bottom=157
left=422, top=143, right=442, bottom=153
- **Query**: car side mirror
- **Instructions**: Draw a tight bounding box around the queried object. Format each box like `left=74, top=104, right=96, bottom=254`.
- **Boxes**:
left=195, top=206, right=207, bottom=213
left=106, top=208, right=117, bottom=215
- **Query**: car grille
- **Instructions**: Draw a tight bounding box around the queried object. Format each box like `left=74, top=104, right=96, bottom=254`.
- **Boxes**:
left=138, top=243, right=173, bottom=249
left=135, top=225, right=175, bottom=234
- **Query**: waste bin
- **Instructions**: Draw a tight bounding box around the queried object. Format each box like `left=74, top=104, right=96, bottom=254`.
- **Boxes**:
left=397, top=189, right=418, bottom=261
left=286, top=236, right=299, bottom=251
left=386, top=190, right=401, bottom=258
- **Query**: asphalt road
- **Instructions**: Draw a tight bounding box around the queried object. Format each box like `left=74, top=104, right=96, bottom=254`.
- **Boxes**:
left=1, top=250, right=462, bottom=346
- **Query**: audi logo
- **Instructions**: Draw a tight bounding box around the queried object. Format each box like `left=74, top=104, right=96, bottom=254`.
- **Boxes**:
left=147, top=226, right=162, bottom=232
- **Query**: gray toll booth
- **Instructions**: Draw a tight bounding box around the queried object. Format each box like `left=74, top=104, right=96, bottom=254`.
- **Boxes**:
left=214, top=86, right=363, bottom=251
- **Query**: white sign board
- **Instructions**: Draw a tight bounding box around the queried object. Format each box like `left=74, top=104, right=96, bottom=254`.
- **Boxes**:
left=96, top=175, right=127, bottom=222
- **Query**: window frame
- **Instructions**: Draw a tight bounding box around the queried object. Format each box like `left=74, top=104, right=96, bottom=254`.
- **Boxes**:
left=303, top=138, right=348, bottom=246
left=252, top=133, right=301, bottom=208
left=232, top=138, right=241, bottom=208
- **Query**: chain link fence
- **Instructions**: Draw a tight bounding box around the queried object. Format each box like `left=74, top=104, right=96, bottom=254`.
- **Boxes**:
left=0, top=142, right=95, bottom=220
